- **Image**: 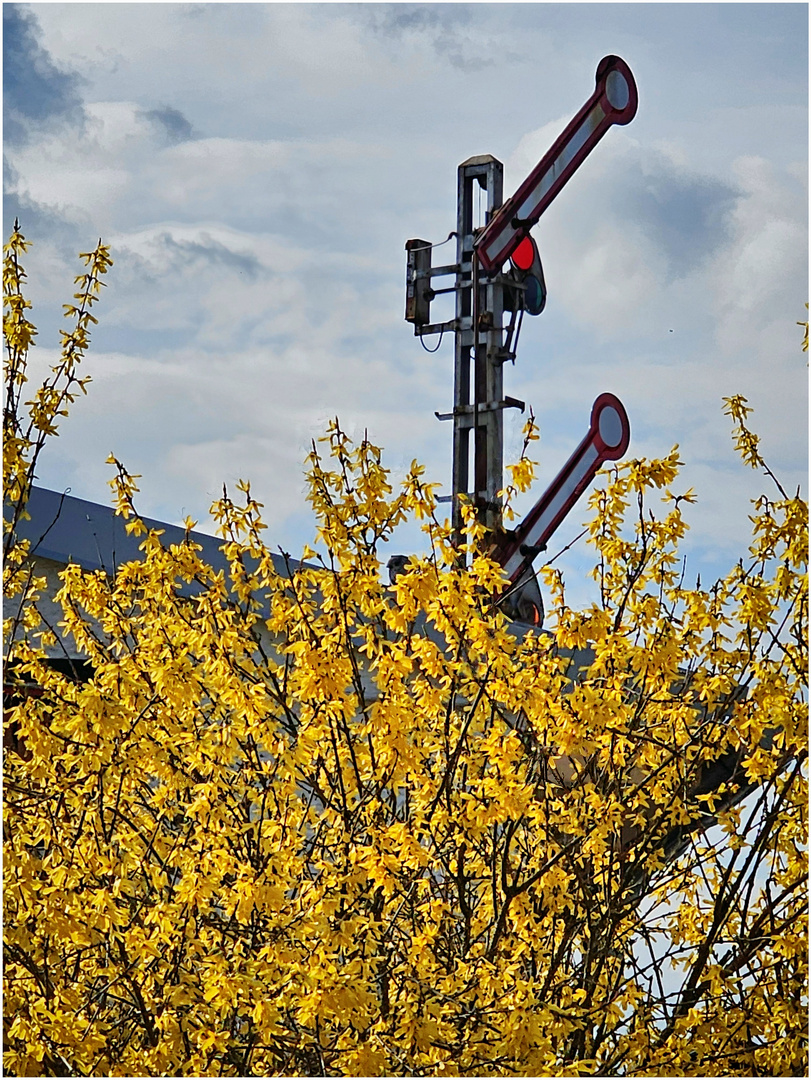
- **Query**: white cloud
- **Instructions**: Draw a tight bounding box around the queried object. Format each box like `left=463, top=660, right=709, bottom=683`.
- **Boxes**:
left=8, top=3, right=807, bottom=600
left=711, top=156, right=808, bottom=359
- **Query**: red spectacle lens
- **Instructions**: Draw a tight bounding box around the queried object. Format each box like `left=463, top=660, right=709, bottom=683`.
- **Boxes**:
left=511, top=235, right=535, bottom=272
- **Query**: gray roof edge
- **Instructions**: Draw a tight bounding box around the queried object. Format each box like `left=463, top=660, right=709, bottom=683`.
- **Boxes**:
left=10, top=486, right=303, bottom=579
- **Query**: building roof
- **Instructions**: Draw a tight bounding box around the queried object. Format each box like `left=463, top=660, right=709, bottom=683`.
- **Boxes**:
left=14, top=485, right=301, bottom=583
left=13, top=487, right=553, bottom=646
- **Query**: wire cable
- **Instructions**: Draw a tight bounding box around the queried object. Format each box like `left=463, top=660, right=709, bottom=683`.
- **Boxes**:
left=418, top=326, right=445, bottom=353
left=511, top=303, right=525, bottom=363
left=410, top=232, right=457, bottom=252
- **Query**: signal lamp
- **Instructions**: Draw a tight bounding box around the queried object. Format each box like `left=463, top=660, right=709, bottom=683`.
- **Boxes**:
left=507, top=233, right=546, bottom=316
left=511, top=235, right=535, bottom=272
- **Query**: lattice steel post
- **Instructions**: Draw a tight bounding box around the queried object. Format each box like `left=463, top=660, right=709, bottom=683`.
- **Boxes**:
left=452, top=155, right=505, bottom=543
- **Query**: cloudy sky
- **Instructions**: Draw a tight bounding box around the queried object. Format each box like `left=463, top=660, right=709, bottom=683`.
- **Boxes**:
left=5, top=2, right=808, bottom=607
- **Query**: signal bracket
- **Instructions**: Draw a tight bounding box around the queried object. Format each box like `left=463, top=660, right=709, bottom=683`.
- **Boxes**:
left=434, top=396, right=525, bottom=422
left=415, top=320, right=456, bottom=337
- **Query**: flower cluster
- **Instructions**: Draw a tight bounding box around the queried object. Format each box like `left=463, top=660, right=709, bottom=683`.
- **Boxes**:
left=4, top=230, right=807, bottom=1076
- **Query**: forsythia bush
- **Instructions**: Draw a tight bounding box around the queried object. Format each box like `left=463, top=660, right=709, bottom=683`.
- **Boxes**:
left=3, top=225, right=807, bottom=1076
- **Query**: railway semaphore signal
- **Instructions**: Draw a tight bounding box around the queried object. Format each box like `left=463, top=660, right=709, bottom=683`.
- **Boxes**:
left=404, top=55, right=638, bottom=624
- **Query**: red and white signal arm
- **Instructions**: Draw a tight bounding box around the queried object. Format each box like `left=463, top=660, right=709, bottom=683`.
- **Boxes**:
left=475, top=56, right=638, bottom=275
left=496, top=393, right=631, bottom=584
